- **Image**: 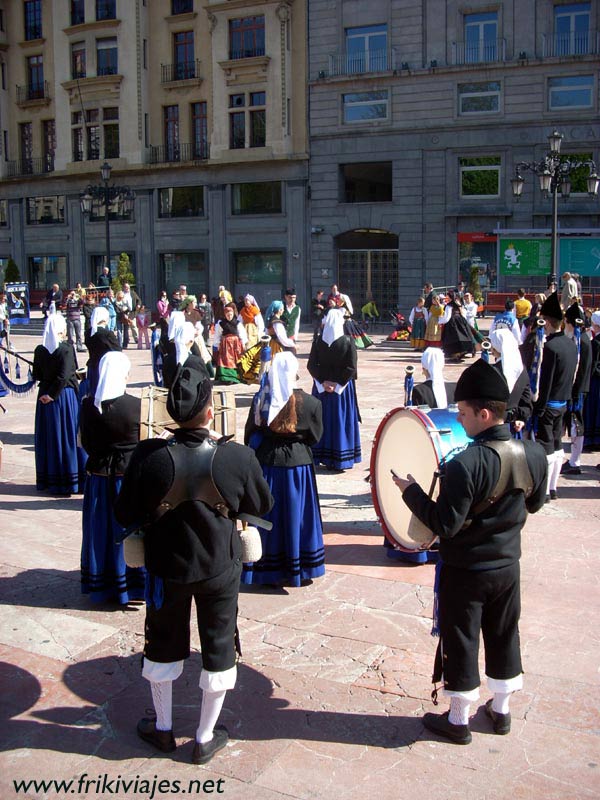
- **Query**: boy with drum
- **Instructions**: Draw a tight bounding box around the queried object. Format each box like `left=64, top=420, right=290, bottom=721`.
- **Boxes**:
left=392, top=359, right=547, bottom=744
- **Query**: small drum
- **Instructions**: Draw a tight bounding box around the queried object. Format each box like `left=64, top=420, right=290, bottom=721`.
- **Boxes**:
left=371, top=406, right=471, bottom=551
left=140, top=385, right=171, bottom=440
left=212, top=388, right=237, bottom=439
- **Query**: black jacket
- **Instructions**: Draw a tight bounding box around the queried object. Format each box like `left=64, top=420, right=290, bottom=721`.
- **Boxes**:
left=85, top=327, right=121, bottom=394
left=244, top=389, right=323, bottom=467
left=307, top=335, right=357, bottom=386
left=411, top=380, right=454, bottom=408
left=492, top=364, right=532, bottom=424
left=32, top=342, right=79, bottom=399
left=114, top=428, right=273, bottom=583
left=80, top=393, right=141, bottom=476
left=533, top=331, right=577, bottom=412
left=403, top=424, right=547, bottom=570
left=162, top=343, right=206, bottom=388
left=572, top=333, right=592, bottom=397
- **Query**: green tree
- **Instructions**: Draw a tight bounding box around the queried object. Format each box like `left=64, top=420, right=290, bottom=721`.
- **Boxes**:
left=468, top=265, right=484, bottom=305
left=5, top=258, right=21, bottom=283
left=111, top=252, right=135, bottom=293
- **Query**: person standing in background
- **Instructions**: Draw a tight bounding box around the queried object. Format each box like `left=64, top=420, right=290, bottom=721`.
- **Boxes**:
left=65, top=290, right=85, bottom=352
left=281, top=288, right=301, bottom=341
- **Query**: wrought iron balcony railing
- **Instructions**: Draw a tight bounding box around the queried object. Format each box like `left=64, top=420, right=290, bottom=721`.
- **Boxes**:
left=7, top=155, right=54, bottom=178
left=16, top=81, right=50, bottom=104
left=161, top=59, right=201, bottom=83
left=328, top=48, right=398, bottom=76
left=542, top=30, right=599, bottom=57
left=228, top=46, right=266, bottom=60
left=148, top=142, right=209, bottom=164
left=451, top=38, right=506, bottom=65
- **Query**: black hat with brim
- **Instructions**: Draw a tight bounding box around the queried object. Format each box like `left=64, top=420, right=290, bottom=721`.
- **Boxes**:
left=540, top=291, right=563, bottom=320
left=454, top=359, right=510, bottom=403
left=167, top=364, right=212, bottom=423
left=564, top=302, right=584, bottom=326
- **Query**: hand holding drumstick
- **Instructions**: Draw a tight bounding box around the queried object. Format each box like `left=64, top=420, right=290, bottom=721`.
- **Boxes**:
left=391, top=469, right=416, bottom=493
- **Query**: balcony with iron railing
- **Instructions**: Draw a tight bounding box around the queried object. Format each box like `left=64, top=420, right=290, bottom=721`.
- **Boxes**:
left=148, top=142, right=209, bottom=164
left=161, top=59, right=201, bottom=83
left=229, top=45, right=266, bottom=60
left=542, top=30, right=599, bottom=57
left=451, top=38, right=506, bottom=65
left=7, top=155, right=54, bottom=178
left=16, top=81, right=50, bottom=105
left=328, top=48, right=398, bottom=77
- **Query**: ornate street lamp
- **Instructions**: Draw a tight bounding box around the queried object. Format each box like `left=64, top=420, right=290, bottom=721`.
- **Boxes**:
left=511, top=131, right=599, bottom=287
left=79, top=162, right=135, bottom=278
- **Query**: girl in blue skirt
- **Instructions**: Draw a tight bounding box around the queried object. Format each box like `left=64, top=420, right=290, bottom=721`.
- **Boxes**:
left=242, top=351, right=325, bottom=587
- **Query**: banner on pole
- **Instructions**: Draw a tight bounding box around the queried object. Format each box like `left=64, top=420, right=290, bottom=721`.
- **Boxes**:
left=5, top=283, right=30, bottom=325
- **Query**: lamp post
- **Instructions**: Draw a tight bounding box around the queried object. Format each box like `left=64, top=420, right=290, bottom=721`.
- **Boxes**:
left=511, top=131, right=599, bottom=288
left=79, top=162, right=135, bottom=279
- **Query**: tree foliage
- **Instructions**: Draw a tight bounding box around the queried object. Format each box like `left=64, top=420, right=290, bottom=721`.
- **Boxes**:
left=112, top=252, right=135, bottom=293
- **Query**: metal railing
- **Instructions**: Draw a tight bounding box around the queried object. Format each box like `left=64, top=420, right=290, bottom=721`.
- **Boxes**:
left=452, top=38, right=506, bottom=65
left=229, top=46, right=266, bottom=60
left=97, top=63, right=118, bottom=76
left=161, top=59, right=201, bottom=83
left=7, top=156, right=54, bottom=177
left=542, top=30, right=599, bottom=57
left=16, top=81, right=49, bottom=104
left=328, top=48, right=398, bottom=76
left=148, top=142, right=209, bottom=164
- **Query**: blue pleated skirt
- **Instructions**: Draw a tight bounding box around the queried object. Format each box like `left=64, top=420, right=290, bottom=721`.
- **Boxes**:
left=34, top=387, right=86, bottom=495
left=312, top=381, right=361, bottom=470
left=241, top=463, right=325, bottom=587
left=81, top=474, right=146, bottom=604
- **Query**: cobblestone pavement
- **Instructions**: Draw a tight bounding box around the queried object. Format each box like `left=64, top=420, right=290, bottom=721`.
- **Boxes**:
left=1, top=319, right=599, bottom=799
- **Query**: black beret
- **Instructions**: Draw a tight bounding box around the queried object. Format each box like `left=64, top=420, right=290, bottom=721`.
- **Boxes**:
left=540, top=291, right=563, bottom=321
left=167, top=364, right=212, bottom=423
left=564, top=302, right=584, bottom=326
left=454, top=359, right=510, bottom=403
left=284, top=287, right=296, bottom=295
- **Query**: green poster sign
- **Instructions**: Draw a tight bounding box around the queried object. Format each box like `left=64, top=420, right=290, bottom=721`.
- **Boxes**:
left=499, top=238, right=551, bottom=276
left=559, top=238, right=600, bottom=277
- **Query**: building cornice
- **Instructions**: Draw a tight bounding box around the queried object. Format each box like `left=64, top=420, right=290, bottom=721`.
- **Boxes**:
left=62, top=19, right=121, bottom=36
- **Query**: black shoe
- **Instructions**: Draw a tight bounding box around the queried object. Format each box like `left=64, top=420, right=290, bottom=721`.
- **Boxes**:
left=549, top=489, right=558, bottom=500
left=545, top=495, right=551, bottom=504
left=192, top=726, right=228, bottom=764
left=485, top=699, right=511, bottom=735
left=422, top=711, right=472, bottom=745
left=564, top=465, right=582, bottom=475
left=137, top=718, right=176, bottom=752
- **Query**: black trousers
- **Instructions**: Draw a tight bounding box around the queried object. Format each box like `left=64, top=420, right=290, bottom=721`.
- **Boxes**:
left=144, top=560, right=242, bottom=672
left=535, top=407, right=565, bottom=455
left=434, top=562, right=522, bottom=692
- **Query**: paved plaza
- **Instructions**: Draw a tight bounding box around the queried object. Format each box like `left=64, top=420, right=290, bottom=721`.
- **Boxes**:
left=0, top=319, right=599, bottom=800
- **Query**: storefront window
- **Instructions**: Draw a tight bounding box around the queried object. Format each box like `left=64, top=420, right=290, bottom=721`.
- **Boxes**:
left=29, top=255, right=68, bottom=291
left=160, top=252, right=207, bottom=295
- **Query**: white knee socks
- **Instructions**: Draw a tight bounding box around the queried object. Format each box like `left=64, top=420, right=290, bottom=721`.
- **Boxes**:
left=150, top=681, right=173, bottom=731
left=196, top=689, right=227, bottom=744
left=492, top=691, right=511, bottom=715
left=448, top=695, right=470, bottom=726
left=570, top=435, right=583, bottom=467
left=549, top=449, right=563, bottom=492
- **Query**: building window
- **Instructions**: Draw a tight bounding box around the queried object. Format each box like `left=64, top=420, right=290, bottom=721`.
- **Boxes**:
left=164, top=105, right=180, bottom=161
left=27, top=55, right=44, bottom=99
left=249, top=92, right=265, bottom=147
left=173, top=31, right=195, bottom=79
left=29, top=256, right=68, bottom=291
left=0, top=9, right=4, bottom=31
left=89, top=196, right=132, bottom=221
left=97, top=37, right=118, bottom=76
left=24, top=0, right=42, bottom=41
left=344, top=24, right=388, bottom=73
left=232, top=182, right=282, bottom=215
left=548, top=75, right=593, bottom=110
left=72, top=111, right=84, bottom=161
left=342, top=90, right=388, bottom=123
left=71, top=0, right=84, bottom=26
left=191, top=102, right=207, bottom=159
left=464, top=12, right=498, bottom=63
left=229, top=94, right=245, bottom=149
left=159, top=187, right=204, bottom=218
left=71, top=42, right=86, bottom=79
left=26, top=195, right=65, bottom=225
left=341, top=162, right=393, bottom=203
left=160, top=252, right=206, bottom=296
left=0, top=201, right=8, bottom=227
left=143, top=39, right=147, bottom=69
left=1, top=62, right=5, bottom=91
left=171, top=0, right=193, bottom=14
left=42, top=119, right=55, bottom=171
left=554, top=3, right=590, bottom=56
left=103, top=107, right=119, bottom=158
left=86, top=110, right=100, bottom=160
left=458, top=81, right=501, bottom=114
left=460, top=156, right=501, bottom=198
left=560, top=152, right=594, bottom=194
left=96, top=0, right=116, bottom=22
left=229, top=16, right=265, bottom=60
left=19, top=123, right=33, bottom=171
left=233, top=251, right=284, bottom=285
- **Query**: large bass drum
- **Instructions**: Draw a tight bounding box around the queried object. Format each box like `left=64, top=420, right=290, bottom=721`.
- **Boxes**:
left=370, top=406, right=471, bottom=551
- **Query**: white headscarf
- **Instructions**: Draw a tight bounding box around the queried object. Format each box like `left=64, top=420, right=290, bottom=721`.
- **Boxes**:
left=267, top=351, right=298, bottom=425
left=168, top=310, right=185, bottom=341
left=322, top=308, right=345, bottom=346
left=90, top=306, right=109, bottom=337
left=94, top=351, right=131, bottom=413
left=42, top=314, right=66, bottom=354
left=175, top=321, right=196, bottom=366
left=421, top=347, right=447, bottom=408
left=489, top=328, right=523, bottom=392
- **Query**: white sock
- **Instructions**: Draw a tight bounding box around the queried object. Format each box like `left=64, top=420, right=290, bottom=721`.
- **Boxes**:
left=150, top=680, right=173, bottom=731
left=549, top=449, right=563, bottom=491
left=545, top=453, right=555, bottom=495
left=196, top=689, right=227, bottom=744
left=570, top=435, right=583, bottom=467
left=492, top=692, right=511, bottom=715
left=448, top=695, right=470, bottom=726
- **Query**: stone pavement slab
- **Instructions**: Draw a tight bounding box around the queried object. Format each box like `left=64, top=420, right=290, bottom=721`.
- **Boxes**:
left=1, top=320, right=599, bottom=799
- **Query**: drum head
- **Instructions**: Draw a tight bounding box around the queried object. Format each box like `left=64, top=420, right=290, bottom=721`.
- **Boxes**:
left=371, top=407, right=441, bottom=550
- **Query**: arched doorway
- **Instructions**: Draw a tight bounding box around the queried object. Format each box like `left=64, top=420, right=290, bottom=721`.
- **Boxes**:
left=337, top=229, right=399, bottom=313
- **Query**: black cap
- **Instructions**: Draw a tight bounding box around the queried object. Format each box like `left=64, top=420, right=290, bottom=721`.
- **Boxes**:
left=167, top=364, right=212, bottom=423
left=284, top=287, right=296, bottom=296
left=564, top=302, right=584, bottom=326
left=454, top=359, right=510, bottom=403
left=540, top=291, right=563, bottom=321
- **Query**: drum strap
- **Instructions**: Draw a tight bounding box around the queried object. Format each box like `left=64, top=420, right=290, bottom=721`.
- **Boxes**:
left=466, top=439, right=534, bottom=523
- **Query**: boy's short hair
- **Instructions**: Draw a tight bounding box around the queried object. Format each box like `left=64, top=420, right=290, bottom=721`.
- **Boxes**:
left=462, top=399, right=507, bottom=420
